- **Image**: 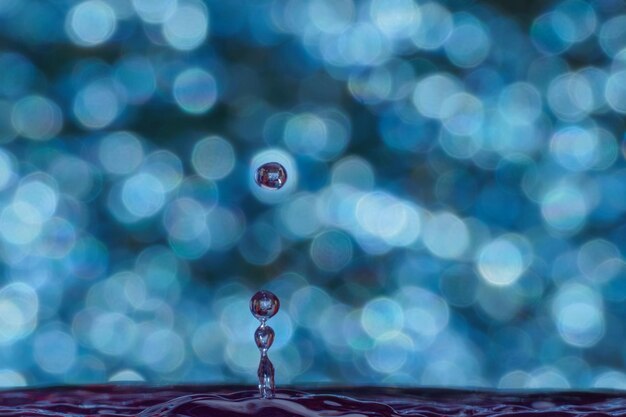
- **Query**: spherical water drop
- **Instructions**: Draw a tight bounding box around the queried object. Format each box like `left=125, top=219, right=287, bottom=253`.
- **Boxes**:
left=255, top=162, right=287, bottom=190
left=250, top=290, right=280, bottom=321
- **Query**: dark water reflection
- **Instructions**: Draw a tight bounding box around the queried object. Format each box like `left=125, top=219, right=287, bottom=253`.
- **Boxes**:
left=0, top=385, right=624, bottom=417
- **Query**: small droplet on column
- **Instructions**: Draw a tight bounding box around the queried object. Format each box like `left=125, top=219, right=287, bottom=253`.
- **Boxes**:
left=255, top=325, right=275, bottom=352
left=250, top=290, right=280, bottom=321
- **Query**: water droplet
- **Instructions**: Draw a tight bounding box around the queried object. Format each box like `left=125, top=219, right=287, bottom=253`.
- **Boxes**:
left=250, top=290, right=280, bottom=399
left=255, top=162, right=287, bottom=190
left=250, top=290, right=280, bottom=321
left=255, top=324, right=275, bottom=351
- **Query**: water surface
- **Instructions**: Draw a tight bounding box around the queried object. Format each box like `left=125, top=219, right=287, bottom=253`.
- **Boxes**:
left=0, top=385, right=624, bottom=416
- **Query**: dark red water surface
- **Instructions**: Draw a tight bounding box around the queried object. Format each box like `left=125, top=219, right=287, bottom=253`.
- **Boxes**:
left=0, top=384, right=624, bottom=416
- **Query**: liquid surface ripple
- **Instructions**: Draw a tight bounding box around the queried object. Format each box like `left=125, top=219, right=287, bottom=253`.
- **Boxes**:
left=0, top=385, right=623, bottom=416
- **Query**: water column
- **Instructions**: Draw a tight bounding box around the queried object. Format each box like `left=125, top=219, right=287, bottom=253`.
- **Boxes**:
left=250, top=290, right=280, bottom=399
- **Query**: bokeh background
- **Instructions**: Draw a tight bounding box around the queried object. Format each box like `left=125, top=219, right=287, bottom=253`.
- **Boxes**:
left=0, top=0, right=626, bottom=389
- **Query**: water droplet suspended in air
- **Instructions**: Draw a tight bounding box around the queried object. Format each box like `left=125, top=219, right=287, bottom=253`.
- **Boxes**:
left=255, top=162, right=287, bottom=190
left=250, top=290, right=280, bottom=399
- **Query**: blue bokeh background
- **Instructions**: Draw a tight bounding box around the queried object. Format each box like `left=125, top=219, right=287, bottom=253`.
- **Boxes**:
left=0, top=0, right=626, bottom=389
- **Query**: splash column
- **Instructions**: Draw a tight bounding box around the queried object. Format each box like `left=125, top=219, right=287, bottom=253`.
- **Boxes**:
left=250, top=290, right=280, bottom=399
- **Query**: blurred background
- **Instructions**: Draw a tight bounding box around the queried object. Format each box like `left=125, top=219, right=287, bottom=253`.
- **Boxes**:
left=0, top=0, right=625, bottom=390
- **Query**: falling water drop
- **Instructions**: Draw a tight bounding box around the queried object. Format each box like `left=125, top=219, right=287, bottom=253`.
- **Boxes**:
left=255, top=162, right=287, bottom=190
left=250, top=290, right=280, bottom=399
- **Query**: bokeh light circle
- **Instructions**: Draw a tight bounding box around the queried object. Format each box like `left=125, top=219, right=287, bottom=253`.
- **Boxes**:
left=11, top=95, right=62, bottom=141
left=553, top=284, right=605, bottom=348
left=173, top=68, right=218, bottom=114
left=162, top=1, right=209, bottom=51
left=309, top=230, right=354, bottom=272
left=423, top=212, right=469, bottom=259
left=99, top=131, right=144, bottom=176
left=477, top=236, right=526, bottom=286
left=191, top=136, right=235, bottom=181
left=66, top=0, right=117, bottom=47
